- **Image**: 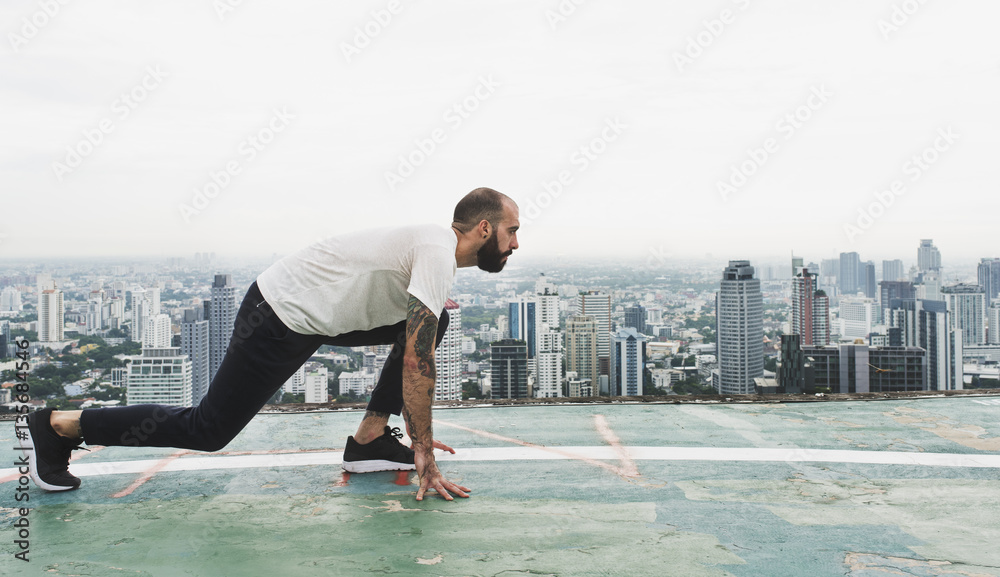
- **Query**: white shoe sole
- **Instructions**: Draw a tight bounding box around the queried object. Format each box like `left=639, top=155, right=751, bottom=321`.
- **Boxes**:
left=19, top=421, right=79, bottom=492
left=341, top=460, right=416, bottom=473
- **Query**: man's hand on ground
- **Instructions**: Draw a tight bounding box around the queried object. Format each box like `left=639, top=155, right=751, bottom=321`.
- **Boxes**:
left=414, top=447, right=470, bottom=501
left=431, top=439, right=456, bottom=453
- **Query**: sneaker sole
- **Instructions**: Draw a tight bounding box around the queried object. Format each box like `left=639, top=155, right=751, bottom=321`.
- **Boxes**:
left=19, top=422, right=80, bottom=492
left=342, top=459, right=416, bottom=473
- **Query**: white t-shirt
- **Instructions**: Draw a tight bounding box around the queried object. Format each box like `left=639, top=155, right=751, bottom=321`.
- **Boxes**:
left=256, top=224, right=458, bottom=336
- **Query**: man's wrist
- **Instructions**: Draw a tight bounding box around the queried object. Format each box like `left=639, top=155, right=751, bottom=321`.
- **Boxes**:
left=411, top=441, right=434, bottom=453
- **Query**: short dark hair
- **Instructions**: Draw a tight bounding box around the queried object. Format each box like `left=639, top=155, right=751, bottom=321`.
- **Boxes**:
left=452, top=187, right=511, bottom=233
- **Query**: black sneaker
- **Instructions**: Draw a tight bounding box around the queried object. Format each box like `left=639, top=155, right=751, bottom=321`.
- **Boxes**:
left=342, top=426, right=416, bottom=473
left=18, top=408, right=85, bottom=491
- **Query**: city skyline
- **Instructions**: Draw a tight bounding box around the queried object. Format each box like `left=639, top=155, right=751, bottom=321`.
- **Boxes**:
left=2, top=1, right=998, bottom=261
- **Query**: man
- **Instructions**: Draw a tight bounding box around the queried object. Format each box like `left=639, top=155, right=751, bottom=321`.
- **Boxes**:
left=21, top=187, right=519, bottom=501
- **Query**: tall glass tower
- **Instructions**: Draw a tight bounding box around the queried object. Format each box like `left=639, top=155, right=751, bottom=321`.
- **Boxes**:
left=716, top=260, right=763, bottom=395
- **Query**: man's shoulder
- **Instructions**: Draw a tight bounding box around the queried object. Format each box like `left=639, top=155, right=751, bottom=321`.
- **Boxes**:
left=404, top=223, right=455, bottom=246
left=301, top=224, right=452, bottom=251
left=386, top=224, right=456, bottom=257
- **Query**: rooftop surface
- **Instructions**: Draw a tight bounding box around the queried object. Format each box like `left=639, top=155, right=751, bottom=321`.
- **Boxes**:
left=3, top=396, right=1000, bottom=576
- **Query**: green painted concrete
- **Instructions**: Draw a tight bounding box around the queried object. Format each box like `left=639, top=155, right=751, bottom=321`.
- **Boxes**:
left=3, top=397, right=999, bottom=576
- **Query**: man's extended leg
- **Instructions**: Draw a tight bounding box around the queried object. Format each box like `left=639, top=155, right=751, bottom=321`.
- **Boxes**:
left=21, top=282, right=321, bottom=491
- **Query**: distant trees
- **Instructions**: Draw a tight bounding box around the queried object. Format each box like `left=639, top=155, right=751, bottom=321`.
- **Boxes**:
left=672, top=377, right=717, bottom=395
left=460, top=306, right=501, bottom=331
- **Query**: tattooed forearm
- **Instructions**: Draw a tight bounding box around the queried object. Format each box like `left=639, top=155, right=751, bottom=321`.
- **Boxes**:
left=403, top=296, right=438, bottom=448
left=406, top=296, right=438, bottom=380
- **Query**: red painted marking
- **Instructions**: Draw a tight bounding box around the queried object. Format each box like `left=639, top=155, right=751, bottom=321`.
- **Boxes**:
left=335, top=472, right=350, bottom=487
left=71, top=445, right=105, bottom=461
left=394, top=471, right=411, bottom=486
left=594, top=414, right=639, bottom=478
left=111, top=450, right=187, bottom=498
left=434, top=419, right=627, bottom=477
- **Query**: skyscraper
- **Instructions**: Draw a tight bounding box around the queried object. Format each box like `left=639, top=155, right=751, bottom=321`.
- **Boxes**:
left=791, top=254, right=804, bottom=278
left=533, top=287, right=562, bottom=398
left=802, top=343, right=927, bottom=393
left=129, top=290, right=150, bottom=343
left=0, top=320, right=11, bottom=356
left=777, top=334, right=808, bottom=394
left=534, top=272, right=557, bottom=296
left=565, top=315, right=599, bottom=390
left=915, top=270, right=942, bottom=302
left=283, top=364, right=306, bottom=394
left=839, top=297, right=877, bottom=340
left=126, top=347, right=193, bottom=406
left=38, top=286, right=65, bottom=343
left=535, top=287, right=560, bottom=333
left=610, top=327, right=647, bottom=396
left=863, top=261, right=877, bottom=299
left=304, top=363, right=329, bottom=404
left=578, top=291, right=611, bottom=376
left=535, top=329, right=564, bottom=398
left=886, top=299, right=962, bottom=391
left=879, top=281, right=915, bottom=317
left=791, top=268, right=829, bottom=346
left=433, top=299, right=463, bottom=401
left=977, top=258, right=1000, bottom=307
left=917, top=239, right=941, bottom=272
left=820, top=258, right=839, bottom=282
left=624, top=304, right=647, bottom=335
left=716, top=260, right=763, bottom=395
left=882, top=259, right=905, bottom=283
left=0, top=286, right=22, bottom=312
left=839, top=252, right=860, bottom=296
left=181, top=309, right=210, bottom=405
left=490, top=339, right=528, bottom=399
left=209, top=274, right=238, bottom=381
left=143, top=313, right=172, bottom=348
left=942, top=284, right=986, bottom=346
left=507, top=298, right=536, bottom=358
left=85, top=290, right=104, bottom=335
left=989, top=303, right=1000, bottom=345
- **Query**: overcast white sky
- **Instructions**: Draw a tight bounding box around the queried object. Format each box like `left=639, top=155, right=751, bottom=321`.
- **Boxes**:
left=2, top=0, right=998, bottom=266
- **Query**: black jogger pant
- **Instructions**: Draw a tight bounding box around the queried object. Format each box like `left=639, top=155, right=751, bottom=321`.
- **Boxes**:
left=79, top=281, right=449, bottom=451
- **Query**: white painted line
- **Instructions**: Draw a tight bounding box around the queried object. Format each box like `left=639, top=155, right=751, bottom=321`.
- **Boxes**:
left=2, top=446, right=999, bottom=480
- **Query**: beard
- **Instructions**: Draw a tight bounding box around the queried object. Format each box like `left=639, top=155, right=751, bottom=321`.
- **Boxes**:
left=477, top=230, right=510, bottom=273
